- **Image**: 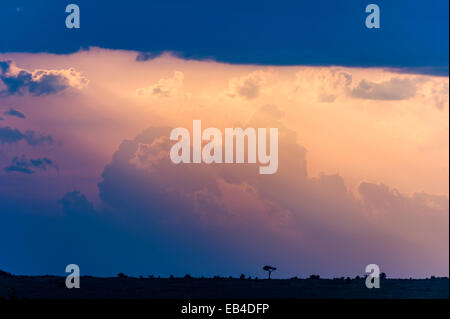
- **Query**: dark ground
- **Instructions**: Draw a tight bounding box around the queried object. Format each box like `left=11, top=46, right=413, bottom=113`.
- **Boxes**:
left=1, top=271, right=448, bottom=299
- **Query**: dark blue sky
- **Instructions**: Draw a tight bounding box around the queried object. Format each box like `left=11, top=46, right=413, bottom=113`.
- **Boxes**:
left=0, top=0, right=448, bottom=75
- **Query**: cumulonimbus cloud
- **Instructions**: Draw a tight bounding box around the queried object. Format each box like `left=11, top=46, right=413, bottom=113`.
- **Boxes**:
left=0, top=60, right=88, bottom=96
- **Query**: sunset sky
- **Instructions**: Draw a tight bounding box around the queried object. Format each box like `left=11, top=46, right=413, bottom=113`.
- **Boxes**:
left=0, top=0, right=448, bottom=278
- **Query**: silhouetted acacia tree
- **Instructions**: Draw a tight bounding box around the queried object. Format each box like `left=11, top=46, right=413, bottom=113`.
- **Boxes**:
left=263, top=265, right=277, bottom=279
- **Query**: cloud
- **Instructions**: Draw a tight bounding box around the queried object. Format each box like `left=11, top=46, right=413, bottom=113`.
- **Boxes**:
left=135, top=51, right=163, bottom=62
left=389, top=66, right=449, bottom=77
left=4, top=155, right=58, bottom=174
left=350, top=76, right=449, bottom=109
left=0, top=126, right=54, bottom=146
left=358, top=182, right=449, bottom=251
left=416, top=80, right=449, bottom=110
left=431, top=82, right=449, bottom=110
left=59, top=190, right=94, bottom=216
left=95, top=105, right=448, bottom=277
left=358, top=182, right=448, bottom=213
left=4, top=107, right=25, bottom=119
left=136, top=71, right=184, bottom=97
left=227, top=71, right=270, bottom=100
left=0, top=49, right=447, bottom=277
left=4, top=165, right=33, bottom=174
left=350, top=77, right=419, bottom=100
left=0, top=117, right=3, bottom=121
left=295, top=68, right=352, bottom=103
left=0, top=60, right=88, bottom=96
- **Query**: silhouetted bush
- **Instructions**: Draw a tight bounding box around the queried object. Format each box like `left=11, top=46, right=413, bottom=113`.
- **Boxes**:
left=139, top=275, right=144, bottom=280
left=240, top=274, right=246, bottom=280
left=345, top=277, right=351, bottom=283
left=148, top=275, right=154, bottom=279
left=290, top=276, right=299, bottom=280
left=228, top=276, right=233, bottom=279
left=0, top=270, right=12, bottom=277
left=355, top=276, right=361, bottom=280
left=169, top=275, right=174, bottom=279
left=184, top=274, right=192, bottom=279
left=117, top=273, right=127, bottom=278
left=247, top=276, right=252, bottom=280
left=380, top=272, right=387, bottom=280
left=309, top=275, right=320, bottom=280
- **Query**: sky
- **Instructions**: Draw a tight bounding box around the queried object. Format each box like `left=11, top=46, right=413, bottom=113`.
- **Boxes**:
left=0, top=1, right=448, bottom=278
